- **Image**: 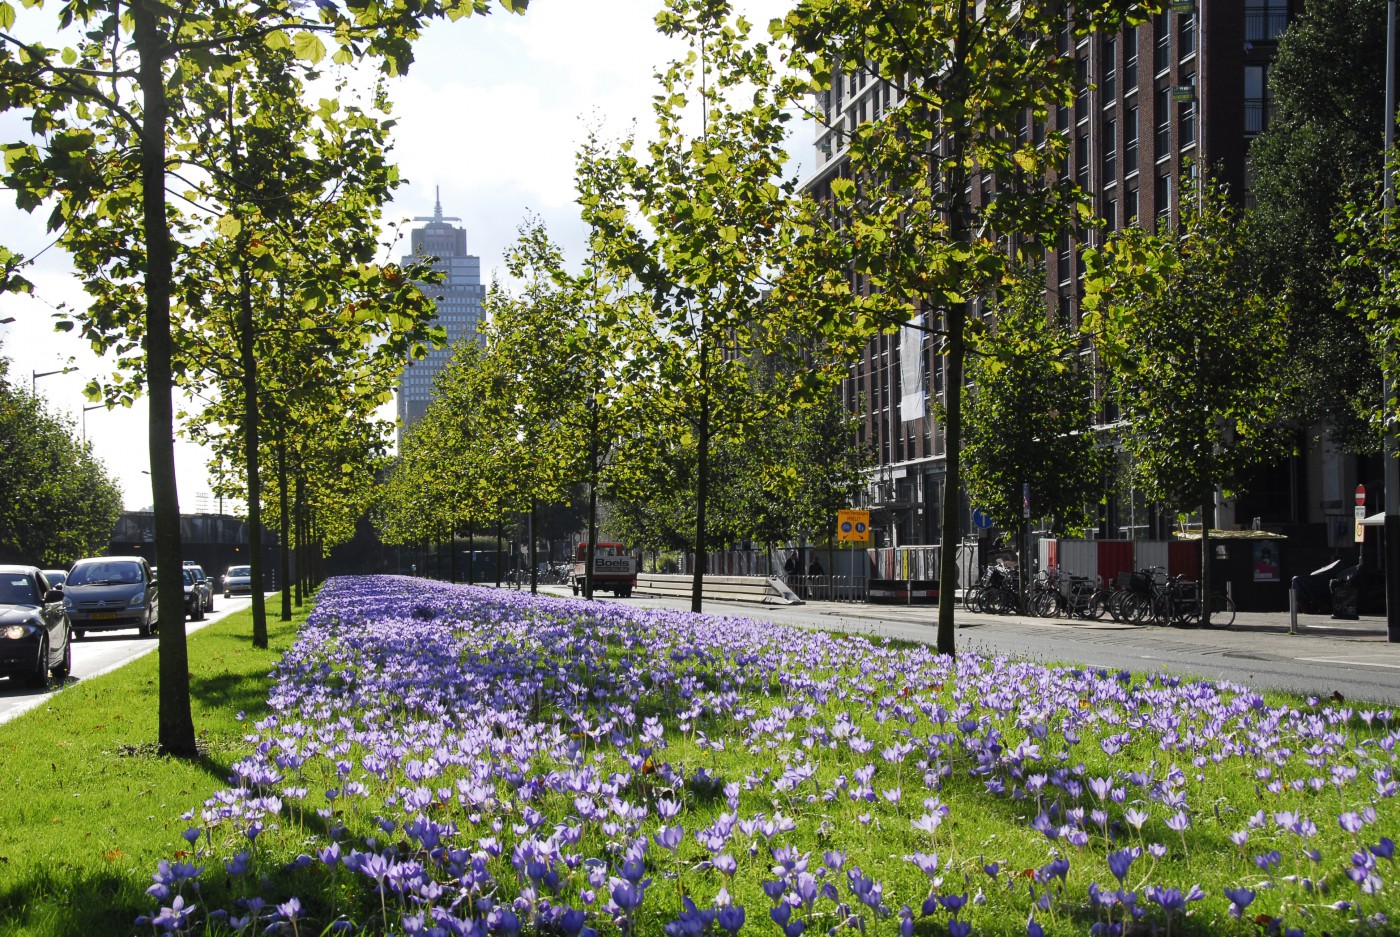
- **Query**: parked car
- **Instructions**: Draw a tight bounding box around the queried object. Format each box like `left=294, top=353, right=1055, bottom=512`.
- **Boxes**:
left=223, top=565, right=253, bottom=597
left=63, top=556, right=159, bottom=638
left=0, top=566, right=71, bottom=686
left=180, top=567, right=206, bottom=621
left=41, top=569, right=68, bottom=588
left=184, top=562, right=213, bottom=613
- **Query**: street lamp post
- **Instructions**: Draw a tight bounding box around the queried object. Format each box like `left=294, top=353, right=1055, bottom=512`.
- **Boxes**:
left=32, top=365, right=76, bottom=394
left=81, top=403, right=103, bottom=441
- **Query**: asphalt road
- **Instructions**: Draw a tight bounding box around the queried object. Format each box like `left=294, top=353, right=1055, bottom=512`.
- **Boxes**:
left=539, top=585, right=1400, bottom=706
left=0, top=593, right=257, bottom=726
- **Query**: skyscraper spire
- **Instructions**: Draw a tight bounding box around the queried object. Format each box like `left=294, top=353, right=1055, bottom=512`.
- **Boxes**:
left=435, top=185, right=442, bottom=221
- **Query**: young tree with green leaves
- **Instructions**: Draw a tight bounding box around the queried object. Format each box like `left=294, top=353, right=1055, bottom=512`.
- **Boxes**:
left=579, top=0, right=805, bottom=613
left=0, top=0, right=525, bottom=756
left=776, top=0, right=1158, bottom=656
left=0, top=353, right=123, bottom=566
left=963, top=270, right=1108, bottom=536
left=1249, top=0, right=1386, bottom=450
left=1084, top=180, right=1287, bottom=624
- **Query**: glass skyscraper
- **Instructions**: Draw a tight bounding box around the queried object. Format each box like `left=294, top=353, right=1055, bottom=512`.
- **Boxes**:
left=395, top=190, right=484, bottom=445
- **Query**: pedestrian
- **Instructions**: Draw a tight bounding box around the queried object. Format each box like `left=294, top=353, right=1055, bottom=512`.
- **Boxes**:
left=807, top=556, right=824, bottom=576
left=784, top=552, right=799, bottom=579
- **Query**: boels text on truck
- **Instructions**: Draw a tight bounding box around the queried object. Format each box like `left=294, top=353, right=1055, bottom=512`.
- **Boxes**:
left=571, top=542, right=636, bottom=597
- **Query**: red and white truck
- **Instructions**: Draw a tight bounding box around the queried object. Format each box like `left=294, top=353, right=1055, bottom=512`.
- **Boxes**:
left=571, top=541, right=637, bottom=597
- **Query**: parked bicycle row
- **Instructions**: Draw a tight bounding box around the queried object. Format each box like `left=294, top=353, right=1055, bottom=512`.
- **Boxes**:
left=962, top=563, right=1235, bottom=628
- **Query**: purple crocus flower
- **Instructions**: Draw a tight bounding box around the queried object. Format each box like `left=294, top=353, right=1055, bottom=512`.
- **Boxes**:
left=1107, top=848, right=1137, bottom=884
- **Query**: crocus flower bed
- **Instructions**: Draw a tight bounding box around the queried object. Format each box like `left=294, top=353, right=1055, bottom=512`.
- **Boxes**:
left=142, top=576, right=1399, bottom=936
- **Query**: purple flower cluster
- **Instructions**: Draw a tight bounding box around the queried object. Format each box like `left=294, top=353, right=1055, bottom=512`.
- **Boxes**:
left=138, top=576, right=1400, bottom=935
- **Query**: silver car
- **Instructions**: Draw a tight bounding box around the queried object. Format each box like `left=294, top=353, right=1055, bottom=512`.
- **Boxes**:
left=223, top=565, right=253, bottom=598
left=63, top=556, right=159, bottom=638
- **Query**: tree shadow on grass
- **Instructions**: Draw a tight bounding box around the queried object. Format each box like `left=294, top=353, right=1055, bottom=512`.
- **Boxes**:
left=0, top=866, right=150, bottom=937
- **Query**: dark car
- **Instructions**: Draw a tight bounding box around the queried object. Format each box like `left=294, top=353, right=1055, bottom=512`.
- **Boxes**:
left=223, top=565, right=252, bottom=598
left=63, top=556, right=159, bottom=638
left=42, top=569, right=68, bottom=588
left=0, top=566, right=71, bottom=687
left=180, top=567, right=206, bottom=621
left=184, top=562, right=213, bottom=614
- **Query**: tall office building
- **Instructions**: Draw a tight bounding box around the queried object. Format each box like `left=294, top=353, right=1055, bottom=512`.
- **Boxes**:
left=395, top=190, right=485, bottom=445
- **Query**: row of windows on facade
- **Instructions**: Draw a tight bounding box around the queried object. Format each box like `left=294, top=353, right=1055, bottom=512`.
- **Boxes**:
left=818, top=4, right=1281, bottom=163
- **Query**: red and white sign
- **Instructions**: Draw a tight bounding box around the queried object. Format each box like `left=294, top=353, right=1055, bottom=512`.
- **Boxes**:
left=1355, top=485, right=1366, bottom=543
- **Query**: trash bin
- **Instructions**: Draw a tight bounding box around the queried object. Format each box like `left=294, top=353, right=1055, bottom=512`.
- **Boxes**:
left=1330, top=564, right=1362, bottom=620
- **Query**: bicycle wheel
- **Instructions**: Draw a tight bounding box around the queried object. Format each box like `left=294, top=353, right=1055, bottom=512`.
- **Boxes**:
left=963, top=585, right=984, bottom=612
left=1149, top=594, right=1174, bottom=626
left=986, top=587, right=1015, bottom=615
left=1120, top=593, right=1149, bottom=624
left=1205, top=593, right=1236, bottom=629
left=1108, top=590, right=1131, bottom=622
left=1087, top=590, right=1111, bottom=621
left=1030, top=589, right=1060, bottom=618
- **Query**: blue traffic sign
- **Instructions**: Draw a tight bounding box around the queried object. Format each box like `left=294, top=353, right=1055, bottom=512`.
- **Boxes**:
left=971, top=508, right=994, bottom=529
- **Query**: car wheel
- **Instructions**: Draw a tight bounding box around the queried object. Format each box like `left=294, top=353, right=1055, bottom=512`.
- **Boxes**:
left=26, top=636, right=49, bottom=688
left=139, top=608, right=154, bottom=637
left=206, top=595, right=214, bottom=613
left=73, top=629, right=85, bottom=640
left=51, top=630, right=72, bottom=679
left=224, top=591, right=231, bottom=599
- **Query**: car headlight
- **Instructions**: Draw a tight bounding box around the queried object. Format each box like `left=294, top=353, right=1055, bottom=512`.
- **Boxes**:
left=62, top=595, right=74, bottom=611
left=127, top=592, right=147, bottom=609
left=2, top=622, right=40, bottom=640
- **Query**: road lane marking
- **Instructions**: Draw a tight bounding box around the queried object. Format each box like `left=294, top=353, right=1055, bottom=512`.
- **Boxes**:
left=1295, top=657, right=1400, bottom=670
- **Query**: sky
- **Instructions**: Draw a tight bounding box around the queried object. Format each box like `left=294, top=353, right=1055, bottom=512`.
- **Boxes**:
left=0, top=0, right=803, bottom=512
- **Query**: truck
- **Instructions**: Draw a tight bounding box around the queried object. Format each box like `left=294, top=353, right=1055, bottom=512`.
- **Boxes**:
left=571, top=541, right=637, bottom=597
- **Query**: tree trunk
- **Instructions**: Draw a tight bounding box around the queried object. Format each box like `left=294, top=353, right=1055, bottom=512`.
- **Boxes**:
left=495, top=521, right=503, bottom=588
left=1200, top=487, right=1213, bottom=627
left=529, top=501, right=538, bottom=595
left=586, top=401, right=600, bottom=600
left=277, top=439, right=292, bottom=622
left=294, top=472, right=305, bottom=606
left=466, top=522, right=474, bottom=585
left=691, top=368, right=711, bottom=613
left=135, top=3, right=196, bottom=756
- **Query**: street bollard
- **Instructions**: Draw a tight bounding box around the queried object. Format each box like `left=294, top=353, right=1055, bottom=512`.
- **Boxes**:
left=1289, top=583, right=1305, bottom=635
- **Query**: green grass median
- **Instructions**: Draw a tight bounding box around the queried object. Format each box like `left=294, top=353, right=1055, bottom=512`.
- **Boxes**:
left=0, top=602, right=307, bottom=937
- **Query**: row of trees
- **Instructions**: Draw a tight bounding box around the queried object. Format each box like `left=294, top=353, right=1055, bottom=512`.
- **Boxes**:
left=0, top=351, right=123, bottom=566
left=1, top=0, right=527, bottom=755
left=385, top=0, right=1301, bottom=637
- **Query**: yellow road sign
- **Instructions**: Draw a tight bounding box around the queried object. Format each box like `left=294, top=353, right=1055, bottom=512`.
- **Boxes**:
left=837, top=509, right=871, bottom=542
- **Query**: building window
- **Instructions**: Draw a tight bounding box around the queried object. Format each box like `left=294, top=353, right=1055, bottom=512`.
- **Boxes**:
left=1179, top=81, right=1196, bottom=150
left=1155, top=172, right=1172, bottom=229
left=1154, top=13, right=1171, bottom=74
left=1057, top=230, right=1073, bottom=284
left=1125, top=186, right=1139, bottom=225
left=1244, top=65, right=1273, bottom=135
left=1246, top=0, right=1289, bottom=42
left=1057, top=102, right=1071, bottom=132
left=1104, top=197, right=1118, bottom=232
left=1077, top=133, right=1090, bottom=189
left=1179, top=12, right=1196, bottom=57
left=1155, top=86, right=1171, bottom=160
left=1103, top=36, right=1117, bottom=101
left=1076, top=56, right=1090, bottom=114
left=1103, top=117, right=1118, bottom=182
left=1124, top=27, right=1138, bottom=90
left=1125, top=104, right=1139, bottom=169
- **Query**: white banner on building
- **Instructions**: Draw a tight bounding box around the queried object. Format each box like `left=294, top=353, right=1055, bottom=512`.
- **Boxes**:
left=899, top=321, right=926, bottom=421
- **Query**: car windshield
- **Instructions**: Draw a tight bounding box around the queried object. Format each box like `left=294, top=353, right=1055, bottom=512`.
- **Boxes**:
left=43, top=570, right=67, bottom=586
left=68, top=562, right=143, bottom=586
left=183, top=569, right=197, bottom=585
left=0, top=575, right=37, bottom=605
left=228, top=567, right=250, bottom=577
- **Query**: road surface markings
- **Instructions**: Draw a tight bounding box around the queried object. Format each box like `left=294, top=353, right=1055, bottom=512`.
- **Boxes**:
left=1294, top=657, right=1400, bottom=670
